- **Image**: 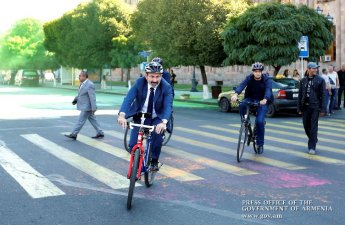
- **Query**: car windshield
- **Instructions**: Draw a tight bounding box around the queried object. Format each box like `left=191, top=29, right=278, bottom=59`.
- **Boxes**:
left=23, top=71, right=38, bottom=76
left=272, top=78, right=299, bottom=89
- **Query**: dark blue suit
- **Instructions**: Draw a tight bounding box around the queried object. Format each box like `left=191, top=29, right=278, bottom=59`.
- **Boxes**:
left=162, top=70, right=171, bottom=85
left=119, top=77, right=173, bottom=160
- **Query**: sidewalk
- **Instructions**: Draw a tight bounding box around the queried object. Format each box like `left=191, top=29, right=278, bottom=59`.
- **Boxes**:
left=42, top=82, right=219, bottom=106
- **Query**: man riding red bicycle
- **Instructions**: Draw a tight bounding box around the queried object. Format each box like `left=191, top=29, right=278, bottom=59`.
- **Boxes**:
left=231, top=62, right=273, bottom=154
left=117, top=62, right=173, bottom=171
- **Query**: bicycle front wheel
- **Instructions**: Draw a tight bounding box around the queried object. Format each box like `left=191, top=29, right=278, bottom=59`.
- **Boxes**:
left=253, top=125, right=258, bottom=153
left=124, top=126, right=130, bottom=152
left=127, top=149, right=140, bottom=210
left=162, top=116, right=174, bottom=146
left=237, top=123, right=248, bottom=163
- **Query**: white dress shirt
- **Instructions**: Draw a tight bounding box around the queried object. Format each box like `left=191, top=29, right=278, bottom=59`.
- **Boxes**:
left=142, top=84, right=157, bottom=118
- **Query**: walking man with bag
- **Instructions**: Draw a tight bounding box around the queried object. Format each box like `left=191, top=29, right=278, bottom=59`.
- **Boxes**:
left=65, top=71, right=104, bottom=140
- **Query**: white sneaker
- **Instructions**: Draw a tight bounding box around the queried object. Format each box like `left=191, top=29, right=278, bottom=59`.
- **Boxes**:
left=308, top=149, right=316, bottom=155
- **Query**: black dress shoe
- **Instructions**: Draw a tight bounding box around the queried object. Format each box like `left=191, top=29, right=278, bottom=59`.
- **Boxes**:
left=92, top=134, right=104, bottom=139
left=64, top=134, right=77, bottom=140
left=257, top=146, right=264, bottom=154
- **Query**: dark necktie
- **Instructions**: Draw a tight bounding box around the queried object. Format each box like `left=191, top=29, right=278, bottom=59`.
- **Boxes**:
left=147, top=87, right=154, bottom=116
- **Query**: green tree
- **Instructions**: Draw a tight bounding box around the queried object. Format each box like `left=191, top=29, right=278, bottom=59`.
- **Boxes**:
left=0, top=18, right=59, bottom=70
left=43, top=0, right=131, bottom=70
left=131, top=0, right=247, bottom=86
left=110, top=34, right=143, bottom=83
left=222, top=3, right=333, bottom=75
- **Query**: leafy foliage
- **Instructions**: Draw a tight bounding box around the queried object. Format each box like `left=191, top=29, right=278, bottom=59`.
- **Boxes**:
left=110, top=35, right=143, bottom=68
left=0, top=18, right=59, bottom=70
left=222, top=3, right=333, bottom=75
left=131, top=0, right=248, bottom=84
left=43, top=0, right=131, bottom=69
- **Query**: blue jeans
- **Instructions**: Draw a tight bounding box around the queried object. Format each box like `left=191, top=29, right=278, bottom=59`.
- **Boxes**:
left=239, top=98, right=268, bottom=146
left=129, top=117, right=163, bottom=160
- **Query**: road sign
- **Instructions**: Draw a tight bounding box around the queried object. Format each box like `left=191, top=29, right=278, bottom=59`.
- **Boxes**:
left=298, top=36, right=309, bottom=58
left=138, top=51, right=151, bottom=58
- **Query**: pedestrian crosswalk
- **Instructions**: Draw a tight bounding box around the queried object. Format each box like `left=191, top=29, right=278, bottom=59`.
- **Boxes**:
left=0, top=117, right=344, bottom=199
left=0, top=144, right=65, bottom=198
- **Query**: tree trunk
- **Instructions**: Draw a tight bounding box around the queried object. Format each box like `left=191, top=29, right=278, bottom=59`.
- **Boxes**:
left=125, top=68, right=131, bottom=87
left=272, top=65, right=281, bottom=77
left=199, top=65, right=208, bottom=85
left=199, top=65, right=210, bottom=99
left=121, top=68, right=124, bottom=82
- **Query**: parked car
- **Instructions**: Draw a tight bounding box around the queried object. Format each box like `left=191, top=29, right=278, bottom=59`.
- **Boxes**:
left=14, top=69, right=40, bottom=86
left=217, top=77, right=300, bottom=117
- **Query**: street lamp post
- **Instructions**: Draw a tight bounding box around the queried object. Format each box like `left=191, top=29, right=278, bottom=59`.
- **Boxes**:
left=316, top=6, right=323, bottom=14
left=326, top=13, right=334, bottom=22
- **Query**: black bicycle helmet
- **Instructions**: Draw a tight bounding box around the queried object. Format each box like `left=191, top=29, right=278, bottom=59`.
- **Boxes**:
left=152, top=57, right=164, bottom=65
left=251, top=62, right=264, bottom=71
left=145, top=62, right=163, bottom=73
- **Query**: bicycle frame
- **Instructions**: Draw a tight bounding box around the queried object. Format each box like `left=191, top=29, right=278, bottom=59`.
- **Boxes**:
left=127, top=122, right=154, bottom=180
left=236, top=100, right=260, bottom=162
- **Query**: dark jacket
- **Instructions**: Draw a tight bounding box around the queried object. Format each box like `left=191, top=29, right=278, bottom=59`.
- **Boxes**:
left=235, top=73, right=273, bottom=103
left=297, top=75, right=326, bottom=113
left=337, top=69, right=345, bottom=86
left=162, top=70, right=172, bottom=85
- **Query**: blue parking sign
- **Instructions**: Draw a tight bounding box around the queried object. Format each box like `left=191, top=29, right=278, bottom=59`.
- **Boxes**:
left=138, top=51, right=151, bottom=58
left=298, top=36, right=309, bottom=58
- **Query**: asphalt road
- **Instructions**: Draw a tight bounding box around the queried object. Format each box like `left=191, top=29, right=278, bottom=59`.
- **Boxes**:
left=0, top=86, right=344, bottom=225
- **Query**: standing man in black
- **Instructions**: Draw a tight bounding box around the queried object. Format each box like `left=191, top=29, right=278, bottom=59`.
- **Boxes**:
left=297, top=62, right=326, bottom=155
left=337, top=64, right=345, bottom=109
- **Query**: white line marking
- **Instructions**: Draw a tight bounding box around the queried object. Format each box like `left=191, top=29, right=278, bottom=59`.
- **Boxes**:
left=22, top=134, right=134, bottom=190
left=0, top=143, right=65, bottom=198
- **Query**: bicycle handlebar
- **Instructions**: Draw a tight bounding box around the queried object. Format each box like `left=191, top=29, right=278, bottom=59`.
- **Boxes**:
left=129, top=122, right=155, bottom=132
left=237, top=100, right=260, bottom=107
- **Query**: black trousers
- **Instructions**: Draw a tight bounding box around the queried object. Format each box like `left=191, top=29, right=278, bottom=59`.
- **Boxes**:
left=302, top=107, right=320, bottom=150
left=338, top=86, right=345, bottom=108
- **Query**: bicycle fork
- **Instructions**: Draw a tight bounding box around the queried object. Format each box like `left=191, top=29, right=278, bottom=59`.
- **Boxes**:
left=127, top=132, right=145, bottom=180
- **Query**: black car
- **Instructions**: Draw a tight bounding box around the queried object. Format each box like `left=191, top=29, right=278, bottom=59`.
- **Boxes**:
left=217, top=77, right=300, bottom=117
left=14, top=70, right=40, bottom=86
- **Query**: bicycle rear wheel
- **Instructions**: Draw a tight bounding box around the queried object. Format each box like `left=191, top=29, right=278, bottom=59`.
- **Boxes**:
left=124, top=126, right=130, bottom=152
left=237, top=123, right=248, bottom=163
left=144, top=150, right=156, bottom=187
left=127, top=149, right=140, bottom=210
left=162, top=115, right=174, bottom=146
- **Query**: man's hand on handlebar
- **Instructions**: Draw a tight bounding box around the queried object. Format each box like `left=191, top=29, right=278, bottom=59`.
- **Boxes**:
left=155, top=122, right=166, bottom=134
left=260, top=99, right=267, bottom=105
left=117, top=114, right=127, bottom=129
left=231, top=93, right=238, bottom=102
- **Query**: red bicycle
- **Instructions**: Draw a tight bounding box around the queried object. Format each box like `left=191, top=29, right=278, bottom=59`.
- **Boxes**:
left=126, top=114, right=160, bottom=209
